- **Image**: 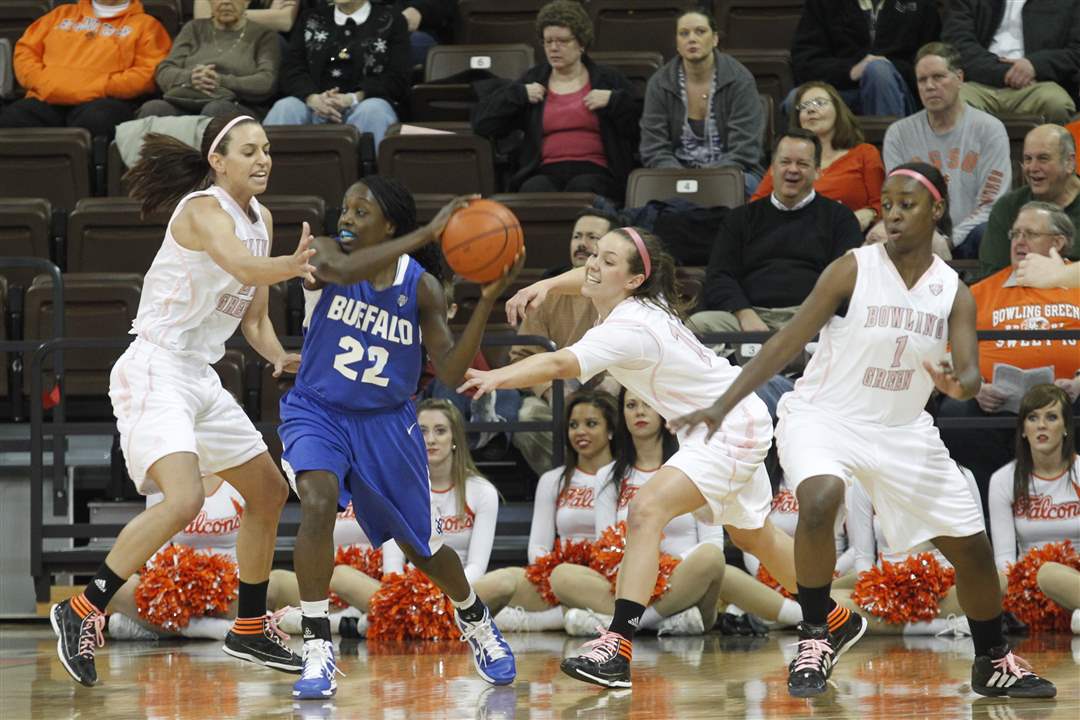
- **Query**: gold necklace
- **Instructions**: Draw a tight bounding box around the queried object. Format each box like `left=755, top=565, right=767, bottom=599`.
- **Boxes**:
left=210, top=20, right=247, bottom=56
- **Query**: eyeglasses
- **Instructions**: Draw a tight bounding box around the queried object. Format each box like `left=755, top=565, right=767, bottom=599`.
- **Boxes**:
left=1008, top=229, right=1061, bottom=242
left=543, top=36, right=577, bottom=48
left=795, top=97, right=831, bottom=112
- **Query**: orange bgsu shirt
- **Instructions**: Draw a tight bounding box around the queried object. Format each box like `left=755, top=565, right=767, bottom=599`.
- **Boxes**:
left=970, top=265, right=1080, bottom=380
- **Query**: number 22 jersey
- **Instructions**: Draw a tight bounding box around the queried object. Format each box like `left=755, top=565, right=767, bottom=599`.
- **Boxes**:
left=293, top=255, right=425, bottom=412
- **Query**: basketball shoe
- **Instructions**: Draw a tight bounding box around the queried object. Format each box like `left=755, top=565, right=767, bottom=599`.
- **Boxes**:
left=787, top=623, right=835, bottom=697
left=51, top=598, right=106, bottom=686
left=560, top=627, right=633, bottom=688
left=829, top=607, right=867, bottom=658
left=223, top=608, right=303, bottom=672
left=971, top=645, right=1056, bottom=698
left=293, top=639, right=342, bottom=699
left=455, top=606, right=517, bottom=685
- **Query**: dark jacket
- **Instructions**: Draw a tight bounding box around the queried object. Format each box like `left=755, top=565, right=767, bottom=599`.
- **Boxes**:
left=791, top=0, right=942, bottom=97
left=471, top=55, right=641, bottom=192
left=281, top=5, right=410, bottom=107
left=943, top=0, right=1080, bottom=97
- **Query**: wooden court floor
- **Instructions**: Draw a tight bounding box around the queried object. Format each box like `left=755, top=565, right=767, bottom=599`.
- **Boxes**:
left=0, top=624, right=1076, bottom=719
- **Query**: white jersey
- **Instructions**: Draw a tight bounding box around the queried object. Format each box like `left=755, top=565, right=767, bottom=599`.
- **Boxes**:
left=132, top=185, right=270, bottom=365
left=147, top=480, right=244, bottom=559
left=333, top=502, right=373, bottom=549
left=789, top=244, right=958, bottom=426
left=528, top=463, right=618, bottom=564
left=617, top=466, right=723, bottom=558
left=430, top=476, right=499, bottom=583
left=989, top=460, right=1080, bottom=571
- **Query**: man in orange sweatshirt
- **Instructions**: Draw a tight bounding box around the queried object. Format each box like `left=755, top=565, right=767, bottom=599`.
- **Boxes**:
left=0, top=0, right=171, bottom=139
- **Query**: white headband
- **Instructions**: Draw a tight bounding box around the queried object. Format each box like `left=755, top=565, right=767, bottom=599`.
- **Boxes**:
left=207, top=115, right=255, bottom=161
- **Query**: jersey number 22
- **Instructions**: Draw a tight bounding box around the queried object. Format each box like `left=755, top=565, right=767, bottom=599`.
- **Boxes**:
left=333, top=337, right=389, bottom=387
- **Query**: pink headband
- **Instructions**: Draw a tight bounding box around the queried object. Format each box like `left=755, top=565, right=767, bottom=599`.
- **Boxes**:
left=621, top=226, right=651, bottom=279
left=889, top=168, right=943, bottom=203
left=207, top=115, right=255, bottom=161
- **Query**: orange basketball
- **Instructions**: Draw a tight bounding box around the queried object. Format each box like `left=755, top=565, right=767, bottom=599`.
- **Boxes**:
left=440, top=199, right=523, bottom=283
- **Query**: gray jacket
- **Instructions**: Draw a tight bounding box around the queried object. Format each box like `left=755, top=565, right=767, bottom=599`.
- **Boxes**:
left=639, top=50, right=764, bottom=179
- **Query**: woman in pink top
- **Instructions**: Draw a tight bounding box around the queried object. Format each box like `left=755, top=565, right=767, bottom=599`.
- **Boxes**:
left=753, top=82, right=885, bottom=233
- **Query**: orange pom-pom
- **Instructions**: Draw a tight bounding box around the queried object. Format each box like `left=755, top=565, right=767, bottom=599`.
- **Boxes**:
left=135, top=544, right=238, bottom=631
left=589, top=522, right=680, bottom=603
left=755, top=565, right=795, bottom=600
left=851, top=552, right=955, bottom=624
left=1005, top=540, right=1080, bottom=633
left=525, top=538, right=596, bottom=606
left=367, top=567, right=459, bottom=641
left=330, top=545, right=383, bottom=609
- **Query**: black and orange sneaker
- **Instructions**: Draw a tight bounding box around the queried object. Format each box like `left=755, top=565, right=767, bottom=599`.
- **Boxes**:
left=827, top=605, right=867, bottom=659
left=51, top=597, right=106, bottom=687
left=560, top=626, right=633, bottom=689
left=972, top=645, right=1056, bottom=698
left=223, top=609, right=302, bottom=673
left=787, top=622, right=835, bottom=697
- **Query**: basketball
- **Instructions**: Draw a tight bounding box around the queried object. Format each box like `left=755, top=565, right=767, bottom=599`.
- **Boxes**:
left=440, top=199, right=523, bottom=283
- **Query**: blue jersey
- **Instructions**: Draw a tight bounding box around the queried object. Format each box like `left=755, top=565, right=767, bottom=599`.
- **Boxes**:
left=293, top=255, right=425, bottom=413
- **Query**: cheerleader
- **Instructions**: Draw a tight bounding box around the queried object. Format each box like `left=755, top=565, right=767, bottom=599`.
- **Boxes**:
left=473, top=390, right=619, bottom=631
left=552, top=389, right=726, bottom=636
left=989, top=384, right=1080, bottom=634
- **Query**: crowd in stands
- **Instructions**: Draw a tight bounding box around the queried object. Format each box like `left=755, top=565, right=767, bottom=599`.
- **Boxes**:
left=2, top=0, right=1079, bottom=638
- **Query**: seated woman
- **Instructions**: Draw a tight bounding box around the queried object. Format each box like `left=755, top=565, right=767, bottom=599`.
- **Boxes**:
left=751, top=82, right=883, bottom=233
left=639, top=9, right=766, bottom=196
left=140, top=0, right=281, bottom=119
left=550, top=389, right=727, bottom=636
left=264, top=0, right=410, bottom=148
left=194, top=0, right=300, bottom=34
left=471, top=0, right=639, bottom=202
left=989, top=384, right=1080, bottom=635
left=473, top=390, right=619, bottom=631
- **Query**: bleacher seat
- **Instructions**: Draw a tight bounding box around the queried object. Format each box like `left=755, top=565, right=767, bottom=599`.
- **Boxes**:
left=0, top=128, right=93, bottom=212
left=857, top=116, right=895, bottom=158
left=378, top=134, right=496, bottom=195
left=23, top=273, right=142, bottom=397
left=260, top=195, right=326, bottom=257
left=411, top=43, right=536, bottom=121
left=675, top=265, right=706, bottom=306
left=760, top=93, right=775, bottom=156
left=455, top=0, right=545, bottom=52
left=413, top=193, right=455, bottom=225
left=715, top=0, right=804, bottom=51
left=0, top=38, right=13, bottom=100
left=0, top=1, right=49, bottom=48
left=489, top=192, right=596, bottom=270
left=625, top=166, right=745, bottom=209
left=213, top=349, right=245, bottom=403
left=729, top=50, right=794, bottom=129
left=1003, top=116, right=1041, bottom=189
left=67, top=198, right=168, bottom=275
left=143, top=0, right=182, bottom=37
left=588, top=1, right=680, bottom=60
left=0, top=274, right=8, bottom=401
left=0, top=198, right=52, bottom=287
left=263, top=126, right=368, bottom=210
left=590, top=50, right=663, bottom=100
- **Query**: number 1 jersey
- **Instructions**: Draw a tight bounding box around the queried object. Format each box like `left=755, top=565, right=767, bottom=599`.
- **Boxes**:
left=293, top=254, right=425, bottom=413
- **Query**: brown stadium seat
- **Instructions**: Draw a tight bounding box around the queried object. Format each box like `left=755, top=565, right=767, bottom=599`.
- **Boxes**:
left=714, top=0, right=805, bottom=51
left=1, top=38, right=13, bottom=100
left=378, top=134, right=496, bottom=196
left=676, top=265, right=706, bottom=308
left=411, top=43, right=536, bottom=122
left=213, top=349, right=246, bottom=404
left=0, top=128, right=93, bottom=212
left=489, top=192, right=596, bottom=270
left=729, top=50, right=794, bottom=130
left=0, top=274, right=7, bottom=400
left=106, top=141, right=128, bottom=197
left=259, top=195, right=326, bottom=257
left=67, top=198, right=169, bottom=275
left=455, top=0, right=546, bottom=52
left=263, top=126, right=365, bottom=209
left=857, top=116, right=897, bottom=159
left=760, top=93, right=775, bottom=156
left=625, top=166, right=745, bottom=209
left=23, top=273, right=142, bottom=397
left=414, top=193, right=456, bottom=225
left=0, top=1, right=49, bottom=48
left=588, top=1, right=681, bottom=60
left=386, top=122, right=474, bottom=137
left=589, top=50, right=663, bottom=100
left=1002, top=116, right=1041, bottom=189
left=143, top=0, right=181, bottom=37
left=0, top=198, right=52, bottom=287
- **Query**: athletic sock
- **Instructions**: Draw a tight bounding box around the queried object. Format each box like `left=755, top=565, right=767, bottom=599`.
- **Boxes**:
left=969, top=614, right=1005, bottom=657
left=609, top=598, right=646, bottom=642
left=231, top=580, right=270, bottom=634
left=826, top=602, right=851, bottom=633
left=796, top=582, right=833, bottom=627
left=451, top=589, right=486, bottom=623
left=81, top=562, right=125, bottom=614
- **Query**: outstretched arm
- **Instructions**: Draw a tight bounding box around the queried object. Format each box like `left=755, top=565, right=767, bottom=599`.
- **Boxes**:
left=669, top=253, right=857, bottom=438
left=924, top=282, right=981, bottom=400
left=241, top=286, right=299, bottom=375
left=457, top=350, right=582, bottom=399
left=505, top=266, right=587, bottom=326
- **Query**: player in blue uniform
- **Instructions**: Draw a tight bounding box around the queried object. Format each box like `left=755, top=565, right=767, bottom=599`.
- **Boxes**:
left=280, top=177, right=523, bottom=699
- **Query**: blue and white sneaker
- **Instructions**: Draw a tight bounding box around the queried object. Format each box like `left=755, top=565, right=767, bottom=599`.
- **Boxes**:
left=455, top=607, right=516, bottom=685
left=292, top=640, right=343, bottom=699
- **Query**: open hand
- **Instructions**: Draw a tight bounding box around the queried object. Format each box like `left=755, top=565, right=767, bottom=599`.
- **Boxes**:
left=924, top=358, right=968, bottom=400
left=289, top=222, right=317, bottom=282
left=1015, top=246, right=1066, bottom=288
left=481, top=250, right=527, bottom=301
left=273, top=352, right=302, bottom=377
left=505, top=280, right=549, bottom=326
left=457, top=367, right=502, bottom=398
left=667, top=401, right=728, bottom=441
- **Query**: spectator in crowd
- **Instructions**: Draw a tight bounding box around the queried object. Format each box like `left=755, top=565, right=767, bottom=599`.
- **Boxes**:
left=392, top=0, right=459, bottom=68
left=943, top=0, right=1080, bottom=125
left=938, top=202, right=1080, bottom=501
left=471, top=0, right=639, bottom=201
left=751, top=82, right=884, bottom=233
left=881, top=42, right=1011, bottom=258
left=639, top=8, right=765, bottom=195
left=139, top=0, right=281, bottom=119
left=508, top=207, right=616, bottom=474
left=264, top=0, right=409, bottom=148
left=979, top=124, right=1080, bottom=278
left=1069, top=118, right=1080, bottom=153
left=0, top=0, right=171, bottom=139
left=194, top=0, right=300, bottom=34
left=789, top=0, right=941, bottom=117
left=689, top=129, right=863, bottom=344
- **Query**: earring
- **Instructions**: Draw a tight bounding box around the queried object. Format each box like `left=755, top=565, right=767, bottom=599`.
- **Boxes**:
left=452, top=444, right=457, bottom=450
